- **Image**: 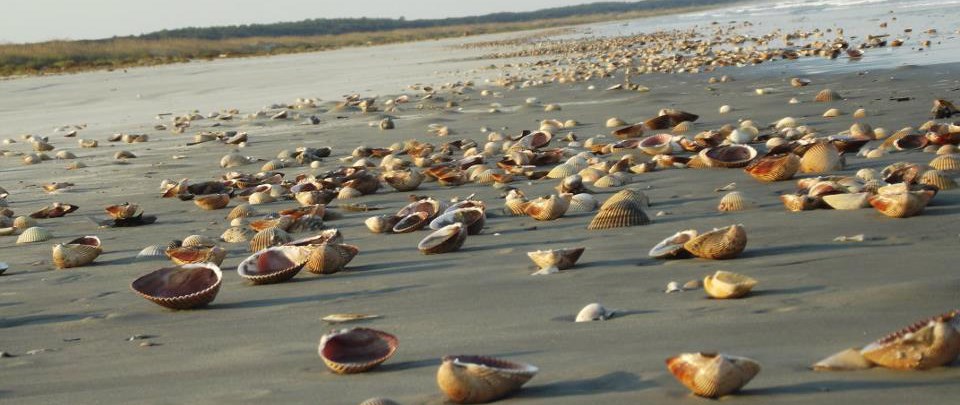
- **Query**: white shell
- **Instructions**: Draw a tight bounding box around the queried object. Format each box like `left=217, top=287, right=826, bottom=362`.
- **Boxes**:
left=575, top=303, right=612, bottom=322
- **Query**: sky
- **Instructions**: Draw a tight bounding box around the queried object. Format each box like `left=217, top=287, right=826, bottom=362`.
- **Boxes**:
left=0, top=0, right=608, bottom=43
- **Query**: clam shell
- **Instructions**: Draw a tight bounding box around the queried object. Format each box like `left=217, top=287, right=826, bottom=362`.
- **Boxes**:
left=136, top=245, right=168, bottom=260
left=649, top=230, right=698, bottom=259
left=165, top=246, right=227, bottom=266
left=567, top=193, right=598, bottom=213
left=194, top=193, right=230, bottom=210
left=717, top=192, right=755, bottom=212
left=418, top=223, right=467, bottom=255
left=430, top=207, right=485, bottom=235
left=396, top=198, right=443, bottom=221
left=744, top=152, right=800, bottom=182
left=220, top=152, right=251, bottom=168
left=812, top=348, right=875, bottom=371
left=523, top=194, right=569, bottom=221
left=383, top=170, right=424, bottom=192
left=587, top=200, right=650, bottom=230
left=130, top=263, right=223, bottom=310
left=504, top=196, right=528, bottom=216
left=868, top=191, right=933, bottom=218
left=12, top=215, right=37, bottom=230
left=638, top=134, right=673, bottom=155
left=284, top=229, right=344, bottom=247
left=929, top=155, right=960, bottom=174
left=800, top=142, right=842, bottom=174
left=578, top=167, right=606, bottom=183
left=699, top=145, right=758, bottom=168
left=182, top=234, right=217, bottom=248
left=860, top=312, right=960, bottom=370
left=220, top=226, right=254, bottom=243
left=437, top=355, right=538, bottom=404
left=16, top=226, right=52, bottom=244
left=248, top=191, right=276, bottom=205
left=683, top=225, right=747, bottom=260
left=527, top=247, right=585, bottom=273
left=575, top=303, right=611, bottom=322
left=52, top=236, right=102, bottom=269
left=392, top=212, right=430, bottom=233
left=593, top=175, right=623, bottom=188
left=814, top=89, right=842, bottom=102
left=601, top=189, right=650, bottom=209
left=319, top=327, right=399, bottom=374
left=261, top=159, right=285, bottom=171
left=249, top=227, right=294, bottom=252
left=288, top=215, right=325, bottom=234
left=780, top=193, right=821, bottom=212
left=822, top=192, right=870, bottom=210
left=919, top=170, right=957, bottom=191
left=304, top=243, right=359, bottom=275
left=237, top=246, right=309, bottom=284
left=666, top=353, right=760, bottom=398
left=365, top=215, right=400, bottom=234
left=703, top=270, right=757, bottom=299
left=226, top=203, right=258, bottom=220
left=546, top=164, right=577, bottom=179
left=359, top=398, right=400, bottom=405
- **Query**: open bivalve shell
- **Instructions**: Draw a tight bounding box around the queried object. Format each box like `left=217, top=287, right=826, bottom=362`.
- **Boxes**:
left=860, top=311, right=960, bottom=370
left=236, top=246, right=309, bottom=284
left=744, top=152, right=800, bottom=182
left=52, top=236, right=102, bottom=269
left=130, top=263, right=223, bottom=310
left=666, top=352, right=761, bottom=398
left=649, top=230, right=698, bottom=259
left=437, top=355, right=538, bottom=404
left=318, top=327, right=399, bottom=374
left=868, top=191, right=933, bottom=218
left=418, top=223, right=467, bottom=254
left=527, top=247, right=585, bottom=275
left=430, top=207, right=486, bottom=235
left=699, top=145, right=758, bottom=168
left=683, top=225, right=747, bottom=260
left=165, top=246, right=227, bottom=266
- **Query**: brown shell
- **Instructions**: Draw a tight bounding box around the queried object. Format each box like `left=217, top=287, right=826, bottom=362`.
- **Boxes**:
left=780, top=194, right=819, bottom=212
left=52, top=236, right=102, bottom=269
left=744, top=152, right=800, bottom=182
left=929, top=154, right=960, bottom=173
left=304, top=243, right=360, bottom=275
left=527, top=247, right=586, bottom=271
left=437, top=355, right=538, bottom=404
left=105, top=203, right=140, bottom=219
left=587, top=200, right=650, bottom=230
left=666, top=353, right=761, bottom=398
left=194, top=193, right=230, bottom=210
left=814, top=89, right=842, bottom=102
left=418, top=223, right=467, bottom=255
left=868, top=191, right=933, bottom=218
left=226, top=203, right=258, bottom=220
left=683, top=225, right=747, bottom=260
left=861, top=312, right=960, bottom=370
left=165, top=246, right=227, bottom=266
left=612, top=123, right=645, bottom=139
left=699, top=145, right=758, bottom=168
left=249, top=227, right=294, bottom=252
left=392, top=212, right=430, bottom=233
left=523, top=195, right=570, bottom=221
left=800, top=142, right=843, bottom=174
left=30, top=203, right=80, bottom=219
left=236, top=246, right=309, bottom=284
left=319, top=327, right=399, bottom=374
left=130, top=263, right=223, bottom=310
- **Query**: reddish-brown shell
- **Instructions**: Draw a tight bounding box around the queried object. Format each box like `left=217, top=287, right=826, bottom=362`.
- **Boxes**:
left=868, top=191, right=934, bottom=218
left=165, top=246, right=227, bottom=266
left=418, top=223, right=467, bottom=255
left=744, top=152, right=800, bottom=182
left=131, top=263, right=223, bottom=310
left=318, top=327, right=399, bottom=374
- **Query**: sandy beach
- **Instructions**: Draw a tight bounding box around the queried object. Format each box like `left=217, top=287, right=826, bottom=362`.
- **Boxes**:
left=4, top=1, right=960, bottom=404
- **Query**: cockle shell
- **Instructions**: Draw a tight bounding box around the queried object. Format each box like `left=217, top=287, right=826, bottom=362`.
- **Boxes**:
left=304, top=243, right=359, bottom=275
left=744, top=152, right=800, bottom=182
left=165, top=246, right=227, bottom=266
left=703, top=270, right=757, bottom=299
left=812, top=348, right=875, bottom=371
left=602, top=189, right=650, bottom=209
left=699, top=145, right=758, bottom=168
left=800, top=141, right=843, bottom=174
left=130, top=263, right=223, bottom=310
left=567, top=193, right=598, bottom=213
left=430, top=207, right=485, bottom=235
left=860, top=312, right=960, bottom=370
left=226, top=203, right=257, bottom=220
left=181, top=234, right=217, bottom=248
left=105, top=203, right=140, bottom=219
left=136, top=245, right=168, bottom=260
left=919, top=170, right=957, bottom=190
left=523, top=194, right=570, bottom=221
left=220, top=226, right=254, bottom=243
left=683, top=225, right=747, bottom=260
left=52, top=236, right=102, bottom=269
left=383, top=169, right=424, bottom=192
left=666, top=353, right=761, bottom=398
left=527, top=247, right=585, bottom=275
left=868, top=191, right=933, bottom=218
left=418, top=223, right=467, bottom=255
left=587, top=200, right=650, bottom=230
left=649, top=230, right=698, bottom=259
left=546, top=164, right=578, bottom=179
left=365, top=215, right=400, bottom=234
left=284, top=229, right=344, bottom=247
left=504, top=193, right=528, bottom=216
left=248, top=191, right=276, bottom=205
left=16, top=226, right=52, bottom=244
left=397, top=198, right=443, bottom=221
left=12, top=215, right=37, bottom=230
left=236, top=245, right=309, bottom=284
left=194, top=193, right=230, bottom=210
left=929, top=154, right=960, bottom=174
left=822, top=192, right=870, bottom=210
left=593, top=175, right=624, bottom=188
left=437, top=355, right=538, bottom=404
left=717, top=192, right=755, bottom=212
left=814, top=89, right=842, bottom=102
left=575, top=303, right=612, bottom=322
left=638, top=134, right=673, bottom=156
left=319, top=327, right=399, bottom=374
left=392, top=212, right=430, bottom=233
left=249, top=227, right=293, bottom=252
left=220, top=152, right=251, bottom=168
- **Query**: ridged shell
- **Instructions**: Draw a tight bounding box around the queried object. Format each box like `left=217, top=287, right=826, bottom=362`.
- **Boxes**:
left=52, top=236, right=102, bottom=269
left=249, top=227, right=294, bottom=252
left=919, top=170, right=957, bottom=190
left=587, top=200, right=650, bottom=230
left=929, top=155, right=960, bottom=173
left=800, top=142, right=843, bottom=173
left=220, top=226, right=254, bottom=243
left=358, top=398, right=400, bottom=405
left=649, top=230, right=698, bottom=259
left=683, top=225, right=747, bottom=260
left=136, top=245, right=168, bottom=259
left=578, top=167, right=606, bottom=183
left=717, top=192, right=755, bottom=212
left=418, top=223, right=467, bottom=255
left=319, top=328, right=399, bottom=374
left=130, top=263, right=223, bottom=310
left=165, top=246, right=227, bottom=266
left=220, top=152, right=250, bottom=168
left=261, top=159, right=285, bottom=171
left=868, top=191, right=933, bottom=218
left=226, top=203, right=257, bottom=220
left=703, top=270, right=757, bottom=299
left=567, top=193, right=598, bottom=213
left=182, top=234, right=217, bottom=248
left=638, top=134, right=673, bottom=156
left=383, top=170, right=424, bottom=192
left=194, top=193, right=230, bottom=210
left=504, top=196, right=528, bottom=216
left=523, top=195, right=570, bottom=221
left=527, top=247, right=585, bottom=272
left=601, top=189, right=650, bottom=210
left=437, top=355, right=538, bottom=404
left=666, top=353, right=761, bottom=398
left=780, top=194, right=818, bottom=212
left=12, top=215, right=37, bottom=230
left=822, top=192, right=870, bottom=210
left=814, top=89, right=842, bottom=102
left=699, top=145, right=758, bottom=168
left=593, top=175, right=623, bottom=188
left=546, top=164, right=578, bottom=179
left=304, top=243, right=359, bottom=275
left=744, top=152, right=800, bottom=182
left=860, top=312, right=960, bottom=370
left=236, top=245, right=309, bottom=284
left=16, top=226, right=52, bottom=244
left=248, top=191, right=276, bottom=205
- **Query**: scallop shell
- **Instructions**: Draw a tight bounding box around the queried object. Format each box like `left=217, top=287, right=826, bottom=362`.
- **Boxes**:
left=523, top=194, right=570, bottom=221
left=683, top=225, right=747, bottom=260
left=717, top=192, right=755, bottom=212
left=800, top=142, right=843, bottom=174
left=52, top=236, right=102, bottom=269
left=221, top=226, right=254, bottom=243
left=418, top=223, right=467, bottom=255
left=546, top=164, right=578, bottom=179
left=868, top=191, right=933, bottom=218
left=430, top=207, right=485, bottom=235
left=703, top=270, right=757, bottom=299
left=814, top=89, right=842, bottom=102
left=304, top=243, right=359, bottom=275
left=383, top=170, right=424, bottom=192
left=181, top=234, right=217, bottom=248
left=860, top=312, right=960, bottom=370
left=812, top=348, right=875, bottom=371
left=649, top=230, right=698, bottom=259
left=319, top=327, right=399, bottom=374
left=16, top=226, right=52, bottom=244
left=130, top=263, right=223, bottom=310
left=929, top=154, right=960, bottom=173
left=527, top=247, right=585, bottom=274
left=567, top=193, right=598, bottom=213
left=365, top=215, right=400, bottom=234
left=587, top=200, right=650, bottom=230
left=437, top=355, right=538, bottom=404
left=919, top=170, right=957, bottom=190
left=666, top=353, right=761, bottom=398
left=194, top=193, right=230, bottom=210
left=822, top=192, right=870, bottom=210
left=237, top=245, right=309, bottom=284
left=699, top=145, right=758, bottom=168
left=575, top=303, right=611, bottom=322
left=744, top=152, right=800, bottom=182
left=226, top=203, right=257, bottom=220
left=601, top=189, right=650, bottom=210
left=249, top=227, right=294, bottom=252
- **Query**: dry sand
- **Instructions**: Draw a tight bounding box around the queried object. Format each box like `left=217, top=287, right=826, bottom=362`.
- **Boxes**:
left=4, top=8, right=960, bottom=405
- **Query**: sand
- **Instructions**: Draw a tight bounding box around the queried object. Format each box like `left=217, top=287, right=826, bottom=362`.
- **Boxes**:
left=4, top=5, right=960, bottom=405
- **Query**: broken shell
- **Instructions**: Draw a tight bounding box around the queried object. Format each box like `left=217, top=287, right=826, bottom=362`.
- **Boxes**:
left=699, top=145, right=758, bottom=168
left=800, top=141, right=843, bottom=174
left=683, top=225, right=747, bottom=260
left=860, top=312, right=960, bottom=370
left=527, top=247, right=585, bottom=274
left=194, top=193, right=230, bottom=210
left=822, top=192, right=870, bottom=210
left=418, top=223, right=467, bottom=255
left=523, top=194, right=570, bottom=221
left=437, top=355, right=538, bottom=404
left=130, top=263, right=223, bottom=310
left=249, top=227, right=294, bottom=252
left=16, top=226, right=52, bottom=244
left=868, top=191, right=933, bottom=218
left=717, top=192, right=755, bottom=212
left=319, top=327, right=399, bottom=374
left=744, top=152, right=800, bottom=182
left=703, top=270, right=757, bottom=299
left=52, top=236, right=102, bottom=269
left=649, top=230, right=698, bottom=259
left=165, top=246, right=227, bottom=266
left=666, top=353, right=761, bottom=398
left=575, top=303, right=612, bottom=322
left=304, top=243, right=360, bottom=275
left=236, top=246, right=309, bottom=284
left=812, top=348, right=875, bottom=371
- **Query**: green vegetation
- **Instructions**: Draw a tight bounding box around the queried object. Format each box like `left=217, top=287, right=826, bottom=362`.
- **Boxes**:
left=0, top=0, right=742, bottom=77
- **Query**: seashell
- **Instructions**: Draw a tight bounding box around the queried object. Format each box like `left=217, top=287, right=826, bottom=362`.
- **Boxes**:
left=775, top=117, right=798, bottom=129
left=868, top=191, right=933, bottom=218
left=546, top=164, right=577, bottom=179
left=860, top=311, right=960, bottom=370
left=194, top=193, right=230, bottom=210
left=919, top=170, right=957, bottom=191
left=12, top=215, right=37, bottom=230
left=523, top=194, right=570, bottom=221
left=666, top=352, right=761, bottom=398
left=717, top=192, right=755, bottom=212
left=518, top=131, right=553, bottom=149
left=703, top=270, right=757, bottom=299
left=699, top=145, right=758, bottom=168
left=237, top=245, right=309, bottom=284
left=249, top=227, right=293, bottom=252
left=719, top=105, right=732, bottom=114
left=165, top=246, right=227, bottom=266
left=365, top=215, right=400, bottom=234
left=437, top=355, right=538, bottom=404
left=0, top=262, right=6, bottom=275
left=683, top=225, right=747, bottom=260
left=649, top=230, right=698, bottom=259
left=359, top=398, right=400, bottom=405
left=790, top=77, right=811, bottom=87
left=822, top=108, right=842, bottom=118
left=78, top=139, right=98, bottom=148
left=527, top=247, right=585, bottom=275
left=319, top=327, right=399, bottom=374
left=288, top=215, right=324, bottom=234
left=638, top=134, right=673, bottom=155
left=52, top=236, right=102, bottom=269
left=587, top=199, right=650, bottom=230
left=260, top=159, right=285, bottom=172
left=850, top=122, right=874, bottom=139
left=822, top=192, right=870, bottom=210
left=136, top=245, right=168, bottom=259
left=593, top=175, right=623, bottom=188
left=856, top=168, right=881, bottom=183
left=304, top=243, right=359, bottom=275
left=606, top=117, right=627, bottom=128
left=418, top=223, right=467, bottom=255
left=383, top=170, right=424, bottom=192
left=894, top=134, right=929, bottom=151
left=220, top=152, right=251, bottom=168
left=430, top=207, right=485, bottom=235
left=578, top=167, right=606, bottom=183
left=181, top=234, right=217, bottom=248
left=247, top=191, right=276, bottom=205
left=814, top=89, right=842, bottom=102
left=130, top=263, right=223, bottom=310
left=392, top=212, right=430, bottom=233
left=114, top=150, right=136, bottom=160
left=220, top=226, right=254, bottom=243
left=226, top=203, right=257, bottom=220
left=936, top=145, right=958, bottom=155
left=601, top=189, right=650, bottom=209
left=323, top=313, right=382, bottom=324
left=104, top=202, right=141, bottom=220
left=284, top=229, right=344, bottom=248
left=567, top=193, right=597, bottom=213
left=726, top=129, right=755, bottom=145
left=812, top=348, right=875, bottom=371
left=929, top=154, right=960, bottom=173
left=800, top=142, right=842, bottom=173
left=16, top=226, right=52, bottom=244
left=55, top=150, right=76, bottom=159
left=744, top=152, right=800, bottom=182
left=575, top=303, right=612, bottom=322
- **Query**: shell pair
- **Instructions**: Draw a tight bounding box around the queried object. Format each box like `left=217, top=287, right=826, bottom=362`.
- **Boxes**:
left=666, top=352, right=760, bottom=398
left=52, top=236, right=102, bottom=269
left=651, top=225, right=747, bottom=260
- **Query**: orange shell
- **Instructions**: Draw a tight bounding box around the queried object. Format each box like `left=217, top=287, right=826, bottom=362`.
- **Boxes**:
left=304, top=243, right=359, bottom=275
left=666, top=352, right=760, bottom=398
left=744, top=152, right=800, bottom=182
